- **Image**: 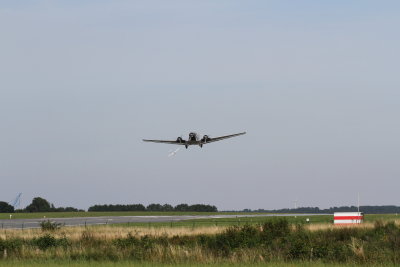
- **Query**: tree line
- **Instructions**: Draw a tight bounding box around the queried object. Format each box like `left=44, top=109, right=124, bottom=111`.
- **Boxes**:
left=242, top=205, right=400, bottom=214
left=0, top=197, right=217, bottom=213
left=88, top=203, right=218, bottom=212
left=0, top=197, right=82, bottom=213
left=4, top=196, right=399, bottom=214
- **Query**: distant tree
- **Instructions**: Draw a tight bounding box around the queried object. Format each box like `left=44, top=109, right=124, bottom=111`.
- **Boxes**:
left=174, top=204, right=189, bottom=212
left=248, top=205, right=400, bottom=214
left=52, top=207, right=79, bottom=212
left=0, top=201, right=14, bottom=213
left=189, top=204, right=217, bottom=212
left=147, top=203, right=163, bottom=211
left=25, top=197, right=51, bottom=212
left=88, top=204, right=145, bottom=212
left=162, top=204, right=174, bottom=211
left=64, top=207, right=79, bottom=212
left=86, top=203, right=219, bottom=212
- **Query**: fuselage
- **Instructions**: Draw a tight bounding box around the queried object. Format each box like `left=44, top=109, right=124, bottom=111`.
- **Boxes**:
left=185, top=132, right=201, bottom=147
left=188, top=132, right=198, bottom=142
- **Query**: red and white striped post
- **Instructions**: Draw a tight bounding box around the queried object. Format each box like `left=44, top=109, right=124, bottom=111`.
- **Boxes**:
left=333, top=212, right=364, bottom=225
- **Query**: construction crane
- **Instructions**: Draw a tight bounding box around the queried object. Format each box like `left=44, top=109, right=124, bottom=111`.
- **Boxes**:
left=9, top=193, right=22, bottom=209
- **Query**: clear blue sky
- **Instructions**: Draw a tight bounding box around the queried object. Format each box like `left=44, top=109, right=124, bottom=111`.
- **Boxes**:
left=1, top=1, right=399, bottom=210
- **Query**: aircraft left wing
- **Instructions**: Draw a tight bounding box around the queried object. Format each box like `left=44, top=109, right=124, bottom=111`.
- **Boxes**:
left=205, top=132, right=246, bottom=143
left=142, top=139, right=185, bottom=145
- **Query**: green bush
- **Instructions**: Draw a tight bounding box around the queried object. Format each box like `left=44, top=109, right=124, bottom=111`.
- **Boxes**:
left=113, top=233, right=155, bottom=260
left=32, top=234, right=69, bottom=250
left=0, top=238, right=23, bottom=254
left=40, top=220, right=62, bottom=231
left=261, top=218, right=290, bottom=242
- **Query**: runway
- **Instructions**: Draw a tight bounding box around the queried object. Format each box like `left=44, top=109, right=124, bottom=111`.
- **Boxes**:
left=0, top=214, right=326, bottom=229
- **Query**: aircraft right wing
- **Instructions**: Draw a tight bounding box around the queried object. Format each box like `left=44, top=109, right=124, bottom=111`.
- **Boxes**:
left=142, top=139, right=186, bottom=145
left=205, top=132, right=246, bottom=143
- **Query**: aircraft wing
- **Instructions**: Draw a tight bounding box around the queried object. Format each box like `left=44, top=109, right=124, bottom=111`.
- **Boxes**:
left=205, top=132, right=246, bottom=143
left=142, top=139, right=185, bottom=145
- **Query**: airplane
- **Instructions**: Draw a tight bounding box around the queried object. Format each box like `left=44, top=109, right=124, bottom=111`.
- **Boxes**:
left=143, top=132, right=246, bottom=149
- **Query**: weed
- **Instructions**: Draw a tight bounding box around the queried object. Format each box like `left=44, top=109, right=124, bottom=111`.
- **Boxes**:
left=40, top=220, right=62, bottom=231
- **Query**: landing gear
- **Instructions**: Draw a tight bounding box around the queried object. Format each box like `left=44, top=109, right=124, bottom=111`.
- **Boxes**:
left=185, top=145, right=188, bottom=149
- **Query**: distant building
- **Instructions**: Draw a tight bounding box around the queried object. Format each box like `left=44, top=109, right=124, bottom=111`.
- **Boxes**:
left=334, top=212, right=364, bottom=224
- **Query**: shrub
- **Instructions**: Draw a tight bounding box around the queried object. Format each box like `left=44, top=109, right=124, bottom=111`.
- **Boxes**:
left=40, top=220, right=62, bottom=231
left=260, top=218, right=290, bottom=243
left=113, top=233, right=155, bottom=260
left=0, top=238, right=23, bottom=254
left=199, top=224, right=261, bottom=256
left=32, top=234, right=69, bottom=250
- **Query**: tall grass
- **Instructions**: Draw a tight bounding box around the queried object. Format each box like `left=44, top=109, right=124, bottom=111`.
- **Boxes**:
left=0, top=226, right=226, bottom=240
left=0, top=260, right=391, bottom=267
left=3, top=220, right=398, bottom=241
left=1, top=219, right=399, bottom=265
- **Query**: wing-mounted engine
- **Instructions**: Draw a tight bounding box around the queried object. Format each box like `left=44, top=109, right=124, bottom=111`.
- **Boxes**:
left=176, top=137, right=186, bottom=143
left=201, top=135, right=211, bottom=143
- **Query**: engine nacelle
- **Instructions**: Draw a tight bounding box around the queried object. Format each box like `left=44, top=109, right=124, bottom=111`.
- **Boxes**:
left=201, top=135, right=211, bottom=143
left=176, top=137, right=185, bottom=143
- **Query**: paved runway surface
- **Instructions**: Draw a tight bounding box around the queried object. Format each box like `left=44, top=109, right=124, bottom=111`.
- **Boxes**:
left=0, top=214, right=326, bottom=229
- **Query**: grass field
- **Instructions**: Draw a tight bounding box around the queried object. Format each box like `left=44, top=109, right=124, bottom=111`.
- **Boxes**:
left=103, top=214, right=329, bottom=228
left=3, top=218, right=399, bottom=240
left=1, top=217, right=400, bottom=266
left=0, top=213, right=342, bottom=230
left=0, top=260, right=395, bottom=267
left=2, top=211, right=398, bottom=222
left=2, top=212, right=399, bottom=230
left=0, top=225, right=226, bottom=239
left=102, top=213, right=400, bottom=228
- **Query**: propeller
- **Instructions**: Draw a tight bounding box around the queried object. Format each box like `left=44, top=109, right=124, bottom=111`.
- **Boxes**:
left=201, top=134, right=211, bottom=143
